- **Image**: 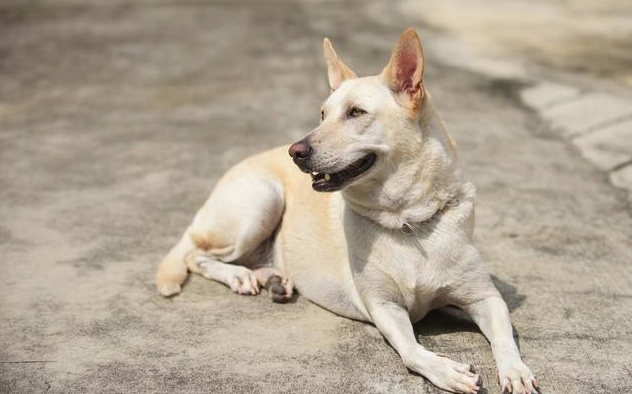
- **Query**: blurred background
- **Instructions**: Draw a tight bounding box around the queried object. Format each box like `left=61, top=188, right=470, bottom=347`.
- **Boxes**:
left=1, top=1, right=631, bottom=393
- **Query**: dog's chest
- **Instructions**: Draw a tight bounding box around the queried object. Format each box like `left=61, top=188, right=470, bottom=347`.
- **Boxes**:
left=345, top=204, right=471, bottom=319
left=368, top=229, right=460, bottom=316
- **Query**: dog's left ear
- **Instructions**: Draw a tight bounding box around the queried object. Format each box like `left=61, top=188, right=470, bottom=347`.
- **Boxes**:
left=323, top=38, right=357, bottom=92
left=381, top=28, right=425, bottom=110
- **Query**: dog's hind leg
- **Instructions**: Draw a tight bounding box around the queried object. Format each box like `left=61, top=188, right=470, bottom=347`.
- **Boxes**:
left=186, top=253, right=261, bottom=296
left=185, top=258, right=293, bottom=302
left=156, top=173, right=285, bottom=298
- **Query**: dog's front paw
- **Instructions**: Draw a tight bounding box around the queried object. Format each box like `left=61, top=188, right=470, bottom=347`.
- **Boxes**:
left=428, top=357, right=481, bottom=394
left=264, top=274, right=294, bottom=303
left=408, top=352, right=481, bottom=394
left=497, top=358, right=538, bottom=394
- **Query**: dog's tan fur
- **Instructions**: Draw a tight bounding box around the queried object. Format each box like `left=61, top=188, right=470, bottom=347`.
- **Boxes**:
left=156, top=29, right=537, bottom=394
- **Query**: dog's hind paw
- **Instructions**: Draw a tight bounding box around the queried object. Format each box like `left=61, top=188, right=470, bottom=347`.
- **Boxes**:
left=226, top=267, right=260, bottom=296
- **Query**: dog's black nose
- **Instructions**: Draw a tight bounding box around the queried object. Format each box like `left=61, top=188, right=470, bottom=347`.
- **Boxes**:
left=288, top=140, right=313, bottom=161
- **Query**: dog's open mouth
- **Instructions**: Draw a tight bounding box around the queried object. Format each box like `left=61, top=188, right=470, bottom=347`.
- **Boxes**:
left=310, top=153, right=377, bottom=192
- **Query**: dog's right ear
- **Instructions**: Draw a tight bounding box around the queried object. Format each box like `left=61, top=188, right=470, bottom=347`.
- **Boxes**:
left=381, top=28, right=425, bottom=111
left=323, top=38, right=357, bottom=92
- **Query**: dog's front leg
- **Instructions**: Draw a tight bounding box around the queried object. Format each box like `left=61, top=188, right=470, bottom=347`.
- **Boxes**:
left=366, top=300, right=481, bottom=394
left=462, top=297, right=538, bottom=394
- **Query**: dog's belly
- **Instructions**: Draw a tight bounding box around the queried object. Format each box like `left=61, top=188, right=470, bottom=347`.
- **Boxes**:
left=275, top=162, right=368, bottom=321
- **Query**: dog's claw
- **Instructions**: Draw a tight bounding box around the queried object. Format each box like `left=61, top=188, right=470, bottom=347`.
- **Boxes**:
left=414, top=355, right=483, bottom=394
left=499, top=369, right=538, bottom=394
left=497, top=358, right=538, bottom=394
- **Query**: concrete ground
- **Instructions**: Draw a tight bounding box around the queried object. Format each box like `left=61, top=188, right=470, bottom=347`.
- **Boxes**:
left=1, top=0, right=631, bottom=393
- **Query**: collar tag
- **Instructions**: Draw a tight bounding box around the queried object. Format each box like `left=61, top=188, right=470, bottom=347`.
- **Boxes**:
left=402, top=222, right=416, bottom=237
left=402, top=223, right=427, bottom=257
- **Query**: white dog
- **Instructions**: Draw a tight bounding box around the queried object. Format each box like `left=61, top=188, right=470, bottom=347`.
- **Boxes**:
left=156, top=28, right=538, bottom=394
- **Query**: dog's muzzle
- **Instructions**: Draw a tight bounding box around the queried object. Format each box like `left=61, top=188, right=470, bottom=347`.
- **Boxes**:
left=289, top=139, right=377, bottom=192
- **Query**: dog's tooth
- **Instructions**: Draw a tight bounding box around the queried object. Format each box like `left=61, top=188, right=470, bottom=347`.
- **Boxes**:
left=324, top=173, right=331, bottom=181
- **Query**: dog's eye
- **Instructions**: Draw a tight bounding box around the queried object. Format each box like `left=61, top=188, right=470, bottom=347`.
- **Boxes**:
left=348, top=107, right=367, bottom=118
left=320, top=110, right=325, bottom=121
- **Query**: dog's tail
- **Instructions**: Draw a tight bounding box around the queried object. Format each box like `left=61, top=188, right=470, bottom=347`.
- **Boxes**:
left=155, top=229, right=196, bottom=297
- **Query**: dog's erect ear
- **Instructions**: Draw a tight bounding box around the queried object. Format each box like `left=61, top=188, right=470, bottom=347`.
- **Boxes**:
left=323, top=38, right=357, bottom=92
left=381, top=28, right=425, bottom=109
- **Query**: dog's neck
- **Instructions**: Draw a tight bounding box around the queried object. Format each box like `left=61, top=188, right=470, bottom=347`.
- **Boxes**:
left=342, top=95, right=474, bottom=230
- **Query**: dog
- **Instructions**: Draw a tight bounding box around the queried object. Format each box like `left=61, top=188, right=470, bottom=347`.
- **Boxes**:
left=155, top=28, right=538, bottom=394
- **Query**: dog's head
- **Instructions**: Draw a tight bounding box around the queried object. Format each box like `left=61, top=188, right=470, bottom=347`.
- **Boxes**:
left=289, top=28, right=426, bottom=192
